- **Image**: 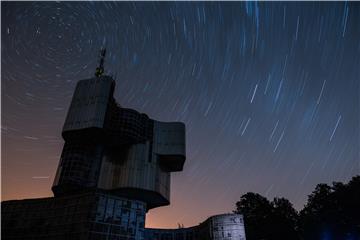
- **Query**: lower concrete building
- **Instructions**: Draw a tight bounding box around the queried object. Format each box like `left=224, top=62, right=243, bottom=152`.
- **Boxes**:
left=145, top=214, right=246, bottom=240
left=2, top=191, right=147, bottom=240
left=2, top=192, right=246, bottom=240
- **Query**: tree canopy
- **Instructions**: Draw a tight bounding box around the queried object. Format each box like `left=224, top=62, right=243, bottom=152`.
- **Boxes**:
left=234, top=175, right=360, bottom=240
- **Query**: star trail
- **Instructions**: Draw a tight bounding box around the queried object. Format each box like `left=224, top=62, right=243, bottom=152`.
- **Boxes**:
left=2, top=2, right=359, bottom=228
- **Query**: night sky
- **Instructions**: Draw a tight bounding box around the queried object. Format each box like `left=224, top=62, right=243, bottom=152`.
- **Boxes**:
left=2, top=1, right=359, bottom=228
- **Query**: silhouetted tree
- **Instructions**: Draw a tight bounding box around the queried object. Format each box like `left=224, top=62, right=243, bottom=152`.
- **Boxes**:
left=234, top=193, right=299, bottom=240
left=299, top=176, right=360, bottom=240
left=271, top=197, right=299, bottom=239
left=298, top=184, right=332, bottom=239
left=234, top=175, right=360, bottom=240
left=234, top=193, right=273, bottom=240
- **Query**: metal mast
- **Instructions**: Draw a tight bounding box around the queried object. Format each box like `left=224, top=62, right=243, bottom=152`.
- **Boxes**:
left=95, top=48, right=106, bottom=77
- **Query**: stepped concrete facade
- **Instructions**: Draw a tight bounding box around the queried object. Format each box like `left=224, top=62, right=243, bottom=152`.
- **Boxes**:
left=52, top=75, right=185, bottom=210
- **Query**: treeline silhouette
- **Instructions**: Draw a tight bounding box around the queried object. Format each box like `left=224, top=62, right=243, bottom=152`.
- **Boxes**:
left=234, top=175, right=360, bottom=240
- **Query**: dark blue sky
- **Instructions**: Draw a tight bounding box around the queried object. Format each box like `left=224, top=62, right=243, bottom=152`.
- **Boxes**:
left=2, top=2, right=359, bottom=228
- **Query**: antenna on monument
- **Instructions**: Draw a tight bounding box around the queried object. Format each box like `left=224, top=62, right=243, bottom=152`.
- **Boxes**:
left=95, top=48, right=106, bottom=77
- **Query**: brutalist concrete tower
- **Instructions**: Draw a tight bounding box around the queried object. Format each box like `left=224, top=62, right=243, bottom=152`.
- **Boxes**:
left=2, top=49, right=246, bottom=240
left=52, top=49, right=186, bottom=210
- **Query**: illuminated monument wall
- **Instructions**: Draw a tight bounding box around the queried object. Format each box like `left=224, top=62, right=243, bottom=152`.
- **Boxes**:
left=2, top=50, right=246, bottom=240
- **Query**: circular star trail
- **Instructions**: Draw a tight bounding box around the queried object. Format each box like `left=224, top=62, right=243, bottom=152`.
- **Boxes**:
left=2, top=2, right=359, bottom=228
